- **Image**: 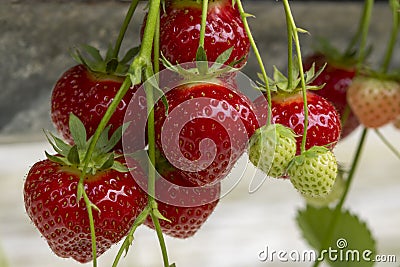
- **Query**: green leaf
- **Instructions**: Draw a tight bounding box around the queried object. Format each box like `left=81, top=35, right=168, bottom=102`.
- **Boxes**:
left=67, top=145, right=80, bottom=165
left=297, top=206, right=376, bottom=267
left=69, top=113, right=87, bottom=150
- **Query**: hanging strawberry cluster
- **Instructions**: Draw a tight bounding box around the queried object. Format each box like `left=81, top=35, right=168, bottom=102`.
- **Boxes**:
left=21, top=0, right=399, bottom=266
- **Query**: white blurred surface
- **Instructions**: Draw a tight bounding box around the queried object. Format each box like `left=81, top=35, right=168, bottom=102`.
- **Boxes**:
left=0, top=126, right=399, bottom=267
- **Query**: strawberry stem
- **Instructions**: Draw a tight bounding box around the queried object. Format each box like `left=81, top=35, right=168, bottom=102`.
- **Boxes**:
left=282, top=0, right=309, bottom=153
left=345, top=0, right=374, bottom=56
left=381, top=0, right=399, bottom=73
left=311, top=129, right=368, bottom=267
left=235, top=0, right=273, bottom=125
left=374, top=129, right=400, bottom=160
left=199, top=0, right=208, bottom=49
left=356, top=0, right=374, bottom=69
left=111, top=0, right=140, bottom=59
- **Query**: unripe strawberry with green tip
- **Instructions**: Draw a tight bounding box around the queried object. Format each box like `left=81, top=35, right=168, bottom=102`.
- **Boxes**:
left=248, top=123, right=297, bottom=178
left=347, top=75, right=400, bottom=128
left=288, top=146, right=338, bottom=198
left=23, top=114, right=148, bottom=263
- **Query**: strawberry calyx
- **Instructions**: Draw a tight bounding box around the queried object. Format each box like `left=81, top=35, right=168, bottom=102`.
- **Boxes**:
left=72, top=44, right=140, bottom=77
left=45, top=113, right=128, bottom=176
left=256, top=58, right=326, bottom=95
left=311, top=38, right=361, bottom=70
left=161, top=46, right=240, bottom=83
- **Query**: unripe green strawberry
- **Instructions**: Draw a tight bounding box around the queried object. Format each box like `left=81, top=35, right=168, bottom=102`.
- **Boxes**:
left=288, top=146, right=338, bottom=197
left=248, top=124, right=296, bottom=178
left=304, top=167, right=345, bottom=207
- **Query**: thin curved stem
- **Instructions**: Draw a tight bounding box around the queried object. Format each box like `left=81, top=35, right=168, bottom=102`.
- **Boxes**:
left=282, top=0, right=309, bottom=153
left=235, top=0, right=272, bottom=125
left=381, top=0, right=400, bottom=72
left=375, top=129, right=400, bottom=160
left=112, top=0, right=141, bottom=59
left=356, top=0, right=374, bottom=68
left=312, top=129, right=368, bottom=267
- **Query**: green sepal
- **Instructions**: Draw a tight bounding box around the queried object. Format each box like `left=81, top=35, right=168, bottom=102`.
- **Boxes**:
left=67, top=145, right=80, bottom=165
left=152, top=208, right=171, bottom=223
left=45, top=151, right=69, bottom=166
left=69, top=113, right=87, bottom=150
left=71, top=43, right=140, bottom=76
left=99, top=153, right=115, bottom=171
left=44, top=130, right=70, bottom=157
left=111, top=160, right=129, bottom=173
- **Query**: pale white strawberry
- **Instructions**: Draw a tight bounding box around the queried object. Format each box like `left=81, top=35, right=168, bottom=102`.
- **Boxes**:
left=288, top=146, right=338, bottom=197
left=347, top=76, right=400, bottom=128
left=248, top=123, right=297, bottom=178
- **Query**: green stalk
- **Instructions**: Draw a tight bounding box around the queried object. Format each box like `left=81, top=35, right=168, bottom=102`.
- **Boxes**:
left=235, top=0, right=272, bottom=125
left=286, top=9, right=294, bottom=90
left=356, top=0, right=374, bottom=69
left=375, top=129, right=400, bottom=159
left=112, top=0, right=141, bottom=58
left=312, top=129, right=368, bottom=267
left=282, top=0, right=309, bottom=153
left=381, top=0, right=400, bottom=72
left=345, top=0, right=374, bottom=55
left=139, top=0, right=171, bottom=265
left=199, top=0, right=209, bottom=49
left=112, top=206, right=150, bottom=267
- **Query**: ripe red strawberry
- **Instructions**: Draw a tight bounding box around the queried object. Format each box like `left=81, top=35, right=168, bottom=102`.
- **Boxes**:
left=51, top=47, right=146, bottom=153
left=347, top=75, right=400, bottom=128
left=23, top=115, right=148, bottom=263
left=144, top=153, right=220, bottom=238
left=304, top=52, right=360, bottom=139
left=152, top=0, right=249, bottom=68
left=154, top=79, right=259, bottom=186
left=255, top=91, right=342, bottom=155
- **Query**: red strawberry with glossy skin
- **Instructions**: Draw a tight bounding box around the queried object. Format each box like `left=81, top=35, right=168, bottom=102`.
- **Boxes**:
left=24, top=157, right=147, bottom=263
left=144, top=153, right=220, bottom=238
left=255, top=91, right=342, bottom=154
left=154, top=79, right=259, bottom=186
left=51, top=64, right=146, bottom=152
left=347, top=75, right=400, bottom=128
left=304, top=52, right=359, bottom=139
left=24, top=115, right=148, bottom=263
left=153, top=0, right=249, bottom=68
